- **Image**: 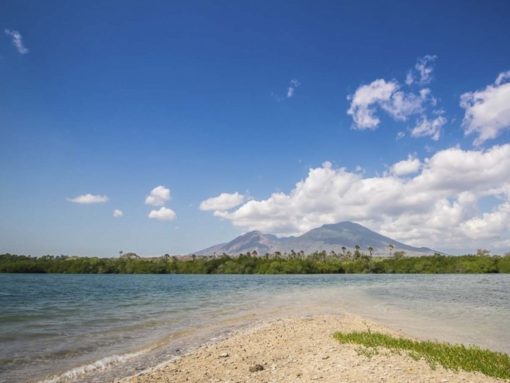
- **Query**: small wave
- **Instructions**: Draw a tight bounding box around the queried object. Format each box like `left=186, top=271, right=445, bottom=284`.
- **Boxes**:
left=38, top=348, right=149, bottom=383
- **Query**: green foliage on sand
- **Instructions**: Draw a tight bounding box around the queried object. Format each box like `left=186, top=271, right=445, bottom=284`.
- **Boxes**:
left=1, top=252, right=509, bottom=274
left=334, top=330, right=510, bottom=380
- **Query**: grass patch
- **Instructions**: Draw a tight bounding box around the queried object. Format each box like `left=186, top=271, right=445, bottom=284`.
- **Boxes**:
left=334, top=331, right=510, bottom=380
left=355, top=345, right=380, bottom=359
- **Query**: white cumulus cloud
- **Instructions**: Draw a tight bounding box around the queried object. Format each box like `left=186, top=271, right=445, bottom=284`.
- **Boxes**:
left=459, top=201, right=510, bottom=241
left=145, top=185, right=171, bottom=206
left=461, top=70, right=510, bottom=145
left=67, top=194, right=109, bottom=204
left=390, top=155, right=422, bottom=176
left=148, top=207, right=176, bottom=221
left=347, top=80, right=430, bottom=130
left=203, top=144, right=510, bottom=252
left=113, top=209, right=123, bottom=217
left=200, top=192, right=245, bottom=212
left=347, top=56, right=444, bottom=140
left=4, top=29, right=29, bottom=54
left=347, top=79, right=399, bottom=129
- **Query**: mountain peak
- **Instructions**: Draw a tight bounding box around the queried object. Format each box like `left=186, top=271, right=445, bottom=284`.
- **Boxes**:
left=195, top=221, right=434, bottom=256
left=318, top=221, right=365, bottom=230
left=240, top=230, right=264, bottom=237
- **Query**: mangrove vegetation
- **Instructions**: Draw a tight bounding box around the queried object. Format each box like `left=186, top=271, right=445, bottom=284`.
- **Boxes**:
left=1, top=252, right=509, bottom=274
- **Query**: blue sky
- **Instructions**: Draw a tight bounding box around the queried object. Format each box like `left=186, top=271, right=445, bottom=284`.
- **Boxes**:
left=1, top=0, right=510, bottom=256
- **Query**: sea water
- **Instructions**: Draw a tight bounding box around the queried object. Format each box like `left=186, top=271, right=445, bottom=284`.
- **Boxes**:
left=0, top=274, right=509, bottom=382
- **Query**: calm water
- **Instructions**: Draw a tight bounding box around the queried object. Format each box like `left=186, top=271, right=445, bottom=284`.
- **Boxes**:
left=0, top=274, right=509, bottom=382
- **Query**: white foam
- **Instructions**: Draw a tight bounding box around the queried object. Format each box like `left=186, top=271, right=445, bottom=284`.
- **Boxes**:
left=38, top=349, right=147, bottom=383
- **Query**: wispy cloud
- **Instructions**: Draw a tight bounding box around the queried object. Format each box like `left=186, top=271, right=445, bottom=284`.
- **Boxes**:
left=272, top=79, right=301, bottom=102
left=411, top=114, right=447, bottom=141
left=67, top=194, right=109, bottom=204
left=287, top=79, right=301, bottom=98
left=4, top=29, right=29, bottom=55
left=406, top=54, right=437, bottom=85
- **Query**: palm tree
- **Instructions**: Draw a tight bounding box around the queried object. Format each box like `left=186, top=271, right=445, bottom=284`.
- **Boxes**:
left=354, top=245, right=361, bottom=259
left=388, top=244, right=394, bottom=257
left=368, top=246, right=374, bottom=257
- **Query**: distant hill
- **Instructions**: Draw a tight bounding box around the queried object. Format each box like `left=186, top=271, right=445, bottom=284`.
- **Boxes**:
left=195, top=221, right=434, bottom=256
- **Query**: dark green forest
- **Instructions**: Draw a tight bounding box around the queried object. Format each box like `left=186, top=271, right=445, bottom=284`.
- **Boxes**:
left=1, top=252, right=509, bottom=274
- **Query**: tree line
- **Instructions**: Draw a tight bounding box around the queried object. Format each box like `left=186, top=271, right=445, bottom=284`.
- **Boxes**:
left=1, top=251, right=509, bottom=274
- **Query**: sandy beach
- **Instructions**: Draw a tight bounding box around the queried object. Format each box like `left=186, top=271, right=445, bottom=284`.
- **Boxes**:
left=120, top=314, right=505, bottom=383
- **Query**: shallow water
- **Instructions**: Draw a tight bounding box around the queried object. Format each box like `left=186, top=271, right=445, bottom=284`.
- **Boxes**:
left=0, top=274, right=508, bottom=382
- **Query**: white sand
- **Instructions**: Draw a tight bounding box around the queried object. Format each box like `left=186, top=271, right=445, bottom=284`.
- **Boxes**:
left=119, top=313, right=506, bottom=383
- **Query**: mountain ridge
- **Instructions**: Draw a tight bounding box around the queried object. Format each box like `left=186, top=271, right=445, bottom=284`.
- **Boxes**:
left=195, top=221, right=434, bottom=256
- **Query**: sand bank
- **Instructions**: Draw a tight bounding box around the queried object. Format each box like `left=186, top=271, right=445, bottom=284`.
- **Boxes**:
left=120, top=314, right=505, bottom=383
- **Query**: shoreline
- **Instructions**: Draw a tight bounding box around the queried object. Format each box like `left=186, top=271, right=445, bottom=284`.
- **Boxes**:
left=6, top=274, right=507, bottom=383
left=118, top=314, right=507, bottom=383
